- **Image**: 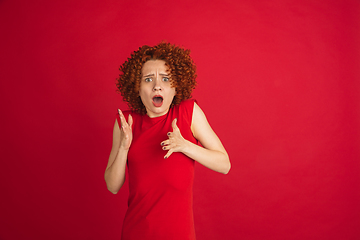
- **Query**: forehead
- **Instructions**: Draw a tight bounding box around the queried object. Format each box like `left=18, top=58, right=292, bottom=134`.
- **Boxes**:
left=141, top=60, right=168, bottom=74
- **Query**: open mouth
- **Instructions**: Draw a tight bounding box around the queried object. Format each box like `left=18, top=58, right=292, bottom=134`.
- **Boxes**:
left=152, top=95, right=163, bottom=107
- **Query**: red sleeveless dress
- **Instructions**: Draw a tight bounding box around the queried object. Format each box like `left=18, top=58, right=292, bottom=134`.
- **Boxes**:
left=117, top=99, right=197, bottom=240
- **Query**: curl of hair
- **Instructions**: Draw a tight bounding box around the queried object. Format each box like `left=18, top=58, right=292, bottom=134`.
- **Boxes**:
left=116, top=42, right=197, bottom=114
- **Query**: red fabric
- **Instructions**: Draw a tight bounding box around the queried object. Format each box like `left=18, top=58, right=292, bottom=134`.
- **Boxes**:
left=118, top=99, right=197, bottom=240
left=1, top=1, right=359, bottom=240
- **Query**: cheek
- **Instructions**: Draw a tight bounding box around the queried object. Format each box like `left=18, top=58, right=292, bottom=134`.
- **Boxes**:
left=169, top=84, right=176, bottom=94
left=138, top=89, right=147, bottom=102
left=139, top=84, right=150, bottom=96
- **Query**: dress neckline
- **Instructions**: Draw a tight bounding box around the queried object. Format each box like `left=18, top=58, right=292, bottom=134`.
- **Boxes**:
left=143, top=110, right=169, bottom=124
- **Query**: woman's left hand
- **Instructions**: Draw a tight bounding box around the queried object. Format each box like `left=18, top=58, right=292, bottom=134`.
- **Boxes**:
left=161, top=118, right=188, bottom=159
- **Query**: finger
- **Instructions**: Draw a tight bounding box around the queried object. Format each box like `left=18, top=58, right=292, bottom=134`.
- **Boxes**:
left=118, top=109, right=129, bottom=128
left=162, top=142, right=176, bottom=151
left=161, top=139, right=170, bottom=147
left=128, top=114, right=133, bottom=128
left=118, top=109, right=125, bottom=128
left=118, top=109, right=125, bottom=121
left=164, top=149, right=174, bottom=159
left=118, top=109, right=122, bottom=122
left=172, top=118, right=178, bottom=130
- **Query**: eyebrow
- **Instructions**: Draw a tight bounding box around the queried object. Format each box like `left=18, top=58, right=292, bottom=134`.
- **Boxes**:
left=142, top=73, right=169, bottom=78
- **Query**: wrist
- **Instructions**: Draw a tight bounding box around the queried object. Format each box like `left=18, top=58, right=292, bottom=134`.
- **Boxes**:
left=182, top=139, right=193, bottom=155
left=119, top=144, right=130, bottom=152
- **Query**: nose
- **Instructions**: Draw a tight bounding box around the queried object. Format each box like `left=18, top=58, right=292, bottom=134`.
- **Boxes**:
left=152, top=78, right=162, bottom=91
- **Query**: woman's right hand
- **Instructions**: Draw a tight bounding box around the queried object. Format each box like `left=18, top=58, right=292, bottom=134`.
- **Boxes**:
left=105, top=110, right=133, bottom=194
left=118, top=109, right=133, bottom=150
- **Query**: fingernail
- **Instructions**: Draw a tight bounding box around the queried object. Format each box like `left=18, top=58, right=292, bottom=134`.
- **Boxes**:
left=162, top=147, right=166, bottom=150
left=167, top=132, right=170, bottom=136
left=164, top=156, right=167, bottom=159
left=161, top=142, right=164, bottom=146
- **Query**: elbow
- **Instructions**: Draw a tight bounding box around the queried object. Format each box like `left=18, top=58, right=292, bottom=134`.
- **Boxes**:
left=109, top=188, right=119, bottom=194
left=106, top=182, right=120, bottom=194
left=221, top=155, right=231, bottom=174
left=104, top=173, right=121, bottom=194
left=222, top=162, right=231, bottom=174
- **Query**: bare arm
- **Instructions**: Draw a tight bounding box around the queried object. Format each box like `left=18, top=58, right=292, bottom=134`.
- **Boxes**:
left=161, top=103, right=231, bottom=174
left=104, top=110, right=133, bottom=194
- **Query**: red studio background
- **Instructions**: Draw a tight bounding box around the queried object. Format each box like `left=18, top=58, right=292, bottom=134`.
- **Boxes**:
left=0, top=0, right=359, bottom=239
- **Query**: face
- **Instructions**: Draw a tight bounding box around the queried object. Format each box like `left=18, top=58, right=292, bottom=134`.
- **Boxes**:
left=139, top=60, right=176, bottom=118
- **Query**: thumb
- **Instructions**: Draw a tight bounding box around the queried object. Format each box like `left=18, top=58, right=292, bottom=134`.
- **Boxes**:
left=172, top=118, right=178, bottom=130
left=128, top=114, right=133, bottom=128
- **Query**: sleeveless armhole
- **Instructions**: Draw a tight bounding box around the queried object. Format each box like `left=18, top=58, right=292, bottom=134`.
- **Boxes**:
left=178, top=99, right=198, bottom=145
left=180, top=99, right=197, bottom=127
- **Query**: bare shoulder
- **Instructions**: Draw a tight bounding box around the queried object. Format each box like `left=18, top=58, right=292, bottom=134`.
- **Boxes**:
left=191, top=102, right=225, bottom=151
left=191, top=102, right=208, bottom=137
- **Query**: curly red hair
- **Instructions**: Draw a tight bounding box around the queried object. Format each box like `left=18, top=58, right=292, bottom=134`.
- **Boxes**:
left=116, top=42, right=197, bottom=114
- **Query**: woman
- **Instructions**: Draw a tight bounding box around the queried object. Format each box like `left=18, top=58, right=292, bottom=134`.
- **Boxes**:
left=105, top=42, right=230, bottom=240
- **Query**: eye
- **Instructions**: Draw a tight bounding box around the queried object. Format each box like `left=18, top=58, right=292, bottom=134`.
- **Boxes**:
left=145, top=78, right=152, bottom=82
left=162, top=77, right=169, bottom=82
